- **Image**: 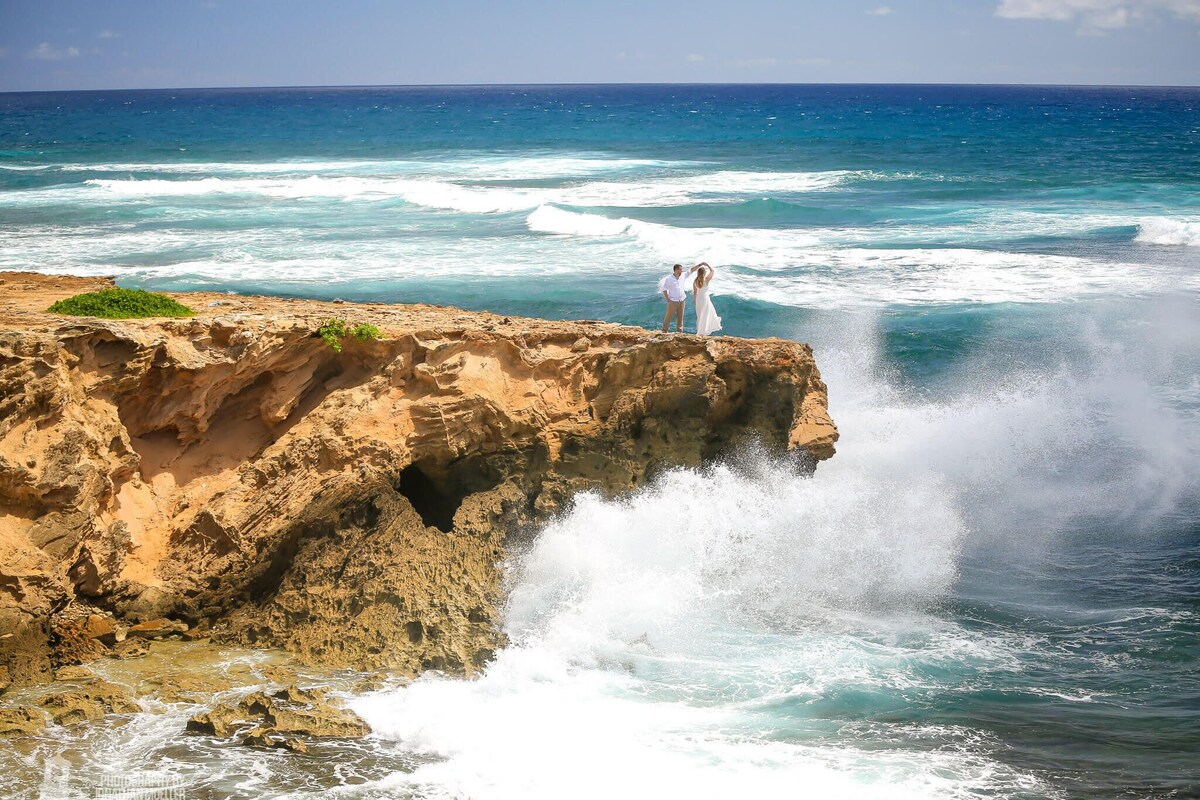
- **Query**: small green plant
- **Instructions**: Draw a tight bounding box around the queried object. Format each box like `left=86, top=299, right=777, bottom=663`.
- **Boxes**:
left=317, top=318, right=382, bottom=352
left=318, top=318, right=348, bottom=352
left=47, top=287, right=194, bottom=319
left=350, top=322, right=381, bottom=341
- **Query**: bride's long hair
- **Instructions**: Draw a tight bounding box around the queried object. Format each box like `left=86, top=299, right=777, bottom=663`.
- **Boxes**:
left=694, top=266, right=708, bottom=288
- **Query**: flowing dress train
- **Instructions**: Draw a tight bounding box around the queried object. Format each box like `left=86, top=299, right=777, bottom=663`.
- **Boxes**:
left=694, top=284, right=722, bottom=336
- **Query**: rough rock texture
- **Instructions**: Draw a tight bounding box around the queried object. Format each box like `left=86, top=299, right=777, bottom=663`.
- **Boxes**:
left=37, top=679, right=141, bottom=725
left=0, top=273, right=838, bottom=685
left=186, top=685, right=369, bottom=743
left=0, top=706, right=46, bottom=738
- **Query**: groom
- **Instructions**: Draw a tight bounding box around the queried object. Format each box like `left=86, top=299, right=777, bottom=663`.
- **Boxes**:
left=661, top=263, right=687, bottom=333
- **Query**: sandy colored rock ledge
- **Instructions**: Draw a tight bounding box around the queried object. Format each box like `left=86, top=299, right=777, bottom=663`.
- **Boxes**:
left=0, top=273, right=838, bottom=686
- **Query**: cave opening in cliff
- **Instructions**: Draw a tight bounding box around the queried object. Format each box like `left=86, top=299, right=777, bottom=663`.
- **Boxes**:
left=397, top=459, right=497, bottom=533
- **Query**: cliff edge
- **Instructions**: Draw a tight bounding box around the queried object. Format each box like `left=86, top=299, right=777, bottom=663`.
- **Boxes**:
left=0, top=273, right=837, bottom=687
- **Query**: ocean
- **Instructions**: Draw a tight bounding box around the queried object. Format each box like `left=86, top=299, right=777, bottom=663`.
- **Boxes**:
left=1, top=84, right=1198, bottom=799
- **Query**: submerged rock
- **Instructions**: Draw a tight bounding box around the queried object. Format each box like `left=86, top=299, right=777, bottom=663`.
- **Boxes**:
left=38, top=680, right=141, bottom=725
left=54, top=665, right=98, bottom=682
left=241, top=725, right=309, bottom=753
left=108, top=639, right=151, bottom=660
left=146, top=671, right=234, bottom=705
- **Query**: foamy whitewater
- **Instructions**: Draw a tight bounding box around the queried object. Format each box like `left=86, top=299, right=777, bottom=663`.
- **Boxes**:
left=1, top=85, right=1197, bottom=799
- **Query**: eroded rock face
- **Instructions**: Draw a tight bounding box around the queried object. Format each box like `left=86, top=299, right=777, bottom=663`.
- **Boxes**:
left=186, top=685, right=369, bottom=744
left=0, top=273, right=838, bottom=684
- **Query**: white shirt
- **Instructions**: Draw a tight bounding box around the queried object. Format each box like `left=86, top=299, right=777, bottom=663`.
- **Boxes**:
left=662, top=273, right=688, bottom=302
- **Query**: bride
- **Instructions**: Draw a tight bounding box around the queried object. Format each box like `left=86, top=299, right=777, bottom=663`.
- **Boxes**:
left=688, top=262, right=722, bottom=336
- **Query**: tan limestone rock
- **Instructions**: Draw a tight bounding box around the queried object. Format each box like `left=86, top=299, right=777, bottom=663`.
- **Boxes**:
left=127, top=618, right=189, bottom=640
left=38, top=679, right=141, bottom=725
left=82, top=614, right=120, bottom=644
left=0, top=706, right=46, bottom=738
left=54, top=665, right=98, bottom=681
left=0, top=273, right=838, bottom=685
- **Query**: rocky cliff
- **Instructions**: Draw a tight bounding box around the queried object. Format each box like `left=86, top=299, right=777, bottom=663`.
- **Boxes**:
left=0, top=273, right=837, bottom=688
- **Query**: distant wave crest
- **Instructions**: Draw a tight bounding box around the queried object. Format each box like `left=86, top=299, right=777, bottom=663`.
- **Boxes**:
left=1135, top=217, right=1200, bottom=246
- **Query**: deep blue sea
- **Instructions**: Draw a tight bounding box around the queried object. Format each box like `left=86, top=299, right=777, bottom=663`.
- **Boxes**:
left=2, top=85, right=1198, bottom=799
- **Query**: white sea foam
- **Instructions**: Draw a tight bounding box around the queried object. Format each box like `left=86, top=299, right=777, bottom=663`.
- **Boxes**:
left=348, top=313, right=1191, bottom=799
left=55, top=154, right=685, bottom=178
left=1135, top=217, right=1200, bottom=246
left=527, top=204, right=638, bottom=236
left=348, top=452, right=1034, bottom=799
left=526, top=208, right=1164, bottom=305
left=0, top=221, right=1173, bottom=307
left=525, top=204, right=1149, bottom=249
left=57, top=168, right=849, bottom=211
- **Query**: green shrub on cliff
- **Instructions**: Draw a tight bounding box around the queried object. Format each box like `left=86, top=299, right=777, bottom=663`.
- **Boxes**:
left=350, top=322, right=381, bottom=341
left=48, top=287, right=194, bottom=319
left=317, top=318, right=382, bottom=352
left=318, top=317, right=348, bottom=351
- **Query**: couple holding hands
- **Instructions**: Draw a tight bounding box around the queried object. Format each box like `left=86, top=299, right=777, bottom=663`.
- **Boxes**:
left=659, top=262, right=722, bottom=336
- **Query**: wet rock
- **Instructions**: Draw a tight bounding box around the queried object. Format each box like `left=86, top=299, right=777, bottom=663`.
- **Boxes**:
left=240, top=725, right=309, bottom=753
left=351, top=673, right=391, bottom=693
left=156, top=687, right=204, bottom=705
left=271, top=684, right=326, bottom=704
left=238, top=691, right=274, bottom=716
left=241, top=725, right=277, bottom=747
left=54, top=665, right=98, bottom=682
left=186, top=706, right=241, bottom=738
left=147, top=672, right=232, bottom=704
left=0, top=706, right=46, bottom=738
left=266, top=702, right=369, bottom=738
left=245, top=727, right=312, bottom=753
left=39, top=680, right=141, bottom=725
left=40, top=693, right=106, bottom=725
left=281, top=737, right=309, bottom=754
left=127, top=618, right=189, bottom=640
left=109, top=638, right=151, bottom=659
left=256, top=664, right=298, bottom=684
left=186, top=685, right=369, bottom=744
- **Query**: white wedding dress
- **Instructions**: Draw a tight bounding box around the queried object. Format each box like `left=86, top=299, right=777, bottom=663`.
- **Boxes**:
left=693, top=283, right=722, bottom=336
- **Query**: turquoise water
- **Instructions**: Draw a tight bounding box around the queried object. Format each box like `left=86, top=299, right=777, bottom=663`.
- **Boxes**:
left=2, top=85, right=1198, bottom=798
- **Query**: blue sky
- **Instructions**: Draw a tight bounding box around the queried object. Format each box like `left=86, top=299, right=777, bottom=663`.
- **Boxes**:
left=1, top=0, right=1198, bottom=91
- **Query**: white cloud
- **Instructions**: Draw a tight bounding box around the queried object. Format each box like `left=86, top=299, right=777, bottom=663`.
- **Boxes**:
left=98, top=29, right=119, bottom=39
left=686, top=53, right=705, bottom=62
left=867, top=5, right=894, bottom=15
left=996, top=0, right=1200, bottom=31
left=27, top=43, right=81, bottom=61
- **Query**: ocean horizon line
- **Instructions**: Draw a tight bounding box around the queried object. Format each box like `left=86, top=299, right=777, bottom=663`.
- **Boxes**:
left=3, top=80, right=1199, bottom=97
